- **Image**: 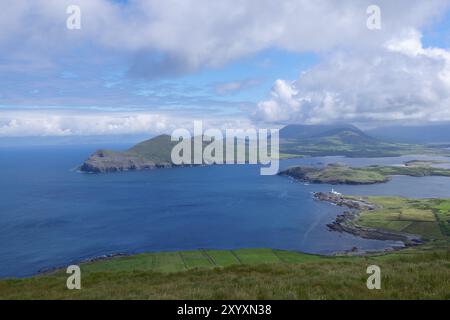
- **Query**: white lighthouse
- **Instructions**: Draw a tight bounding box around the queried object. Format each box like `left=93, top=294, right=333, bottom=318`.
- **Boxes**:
left=331, top=188, right=342, bottom=195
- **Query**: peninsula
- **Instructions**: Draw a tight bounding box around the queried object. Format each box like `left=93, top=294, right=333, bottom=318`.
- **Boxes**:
left=314, top=192, right=449, bottom=250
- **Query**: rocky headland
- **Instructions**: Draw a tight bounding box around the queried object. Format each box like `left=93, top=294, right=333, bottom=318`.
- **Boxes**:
left=314, top=192, right=423, bottom=246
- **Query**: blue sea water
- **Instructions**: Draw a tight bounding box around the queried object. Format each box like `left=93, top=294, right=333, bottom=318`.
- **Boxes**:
left=1, top=145, right=450, bottom=278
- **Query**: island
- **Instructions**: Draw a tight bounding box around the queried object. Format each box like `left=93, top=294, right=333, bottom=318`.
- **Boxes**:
left=279, top=163, right=450, bottom=185
left=80, top=135, right=178, bottom=173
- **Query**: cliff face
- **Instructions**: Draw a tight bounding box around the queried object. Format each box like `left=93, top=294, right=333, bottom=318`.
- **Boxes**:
left=79, top=150, right=161, bottom=173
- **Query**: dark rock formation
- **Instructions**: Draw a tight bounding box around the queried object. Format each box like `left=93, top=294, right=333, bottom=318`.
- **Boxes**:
left=79, top=150, right=171, bottom=173
left=314, top=192, right=376, bottom=210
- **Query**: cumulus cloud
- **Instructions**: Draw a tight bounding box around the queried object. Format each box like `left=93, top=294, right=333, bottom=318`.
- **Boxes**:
left=2, top=0, right=450, bottom=135
left=1, top=0, right=448, bottom=77
left=254, top=30, right=450, bottom=125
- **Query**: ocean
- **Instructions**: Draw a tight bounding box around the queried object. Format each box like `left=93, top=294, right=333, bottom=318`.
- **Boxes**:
left=1, top=145, right=450, bottom=278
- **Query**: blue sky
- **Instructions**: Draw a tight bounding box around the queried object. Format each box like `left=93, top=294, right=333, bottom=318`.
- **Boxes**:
left=1, top=0, right=450, bottom=137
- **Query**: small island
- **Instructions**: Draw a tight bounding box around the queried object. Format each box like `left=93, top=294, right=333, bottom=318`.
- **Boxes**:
left=279, top=163, right=450, bottom=185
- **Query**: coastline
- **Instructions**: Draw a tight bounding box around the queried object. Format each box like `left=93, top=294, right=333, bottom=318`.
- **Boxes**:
left=314, top=192, right=424, bottom=250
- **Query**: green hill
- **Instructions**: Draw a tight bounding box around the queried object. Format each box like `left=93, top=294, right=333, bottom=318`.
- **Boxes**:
left=127, top=134, right=178, bottom=164
left=279, top=124, right=447, bottom=157
left=79, top=135, right=177, bottom=173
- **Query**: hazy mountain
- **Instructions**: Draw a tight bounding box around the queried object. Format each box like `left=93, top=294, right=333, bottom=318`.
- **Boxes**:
left=367, top=124, right=450, bottom=144
left=277, top=124, right=447, bottom=157
left=279, top=124, right=363, bottom=140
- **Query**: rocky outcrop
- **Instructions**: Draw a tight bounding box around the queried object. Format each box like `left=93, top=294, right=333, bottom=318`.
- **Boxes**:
left=314, top=192, right=376, bottom=210
left=327, top=211, right=422, bottom=245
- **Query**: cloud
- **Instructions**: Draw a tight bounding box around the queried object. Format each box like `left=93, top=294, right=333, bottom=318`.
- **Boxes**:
left=2, top=0, right=450, bottom=136
left=254, top=30, right=450, bottom=125
left=0, top=109, right=256, bottom=137
left=214, top=79, right=261, bottom=95
left=1, top=0, right=448, bottom=78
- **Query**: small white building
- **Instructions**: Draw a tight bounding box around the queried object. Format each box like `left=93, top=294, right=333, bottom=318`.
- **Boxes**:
left=331, top=188, right=342, bottom=195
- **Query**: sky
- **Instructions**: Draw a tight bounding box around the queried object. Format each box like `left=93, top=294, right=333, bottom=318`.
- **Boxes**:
left=1, top=0, right=450, bottom=138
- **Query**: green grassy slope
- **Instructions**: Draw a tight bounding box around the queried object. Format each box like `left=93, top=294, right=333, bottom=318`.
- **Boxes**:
left=64, top=249, right=324, bottom=274
left=126, top=134, right=177, bottom=163
left=0, top=249, right=448, bottom=299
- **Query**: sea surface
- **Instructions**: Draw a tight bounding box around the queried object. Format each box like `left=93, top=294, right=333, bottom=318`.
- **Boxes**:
left=1, top=145, right=450, bottom=278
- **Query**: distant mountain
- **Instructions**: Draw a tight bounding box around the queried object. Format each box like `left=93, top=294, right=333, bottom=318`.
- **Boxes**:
left=367, top=124, right=450, bottom=144
left=312, top=127, right=378, bottom=145
left=280, top=124, right=379, bottom=145
left=280, top=124, right=363, bottom=140
left=277, top=124, right=447, bottom=157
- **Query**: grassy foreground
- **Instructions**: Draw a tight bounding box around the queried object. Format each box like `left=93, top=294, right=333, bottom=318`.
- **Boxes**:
left=0, top=248, right=449, bottom=300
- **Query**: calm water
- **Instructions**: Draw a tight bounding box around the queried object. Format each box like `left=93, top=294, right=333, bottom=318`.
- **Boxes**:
left=1, top=145, right=450, bottom=278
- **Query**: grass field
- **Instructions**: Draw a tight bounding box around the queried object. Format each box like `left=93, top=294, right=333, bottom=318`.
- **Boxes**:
left=0, top=249, right=448, bottom=299
left=355, top=197, right=450, bottom=243
left=435, top=200, right=450, bottom=236
left=65, top=249, right=325, bottom=274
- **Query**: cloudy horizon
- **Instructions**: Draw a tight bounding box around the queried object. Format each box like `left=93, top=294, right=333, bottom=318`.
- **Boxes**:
left=1, top=0, right=450, bottom=137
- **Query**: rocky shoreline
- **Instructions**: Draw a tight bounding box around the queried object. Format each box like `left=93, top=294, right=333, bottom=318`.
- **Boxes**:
left=314, top=192, right=423, bottom=249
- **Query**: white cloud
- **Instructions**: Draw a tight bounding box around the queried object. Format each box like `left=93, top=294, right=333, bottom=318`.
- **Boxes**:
left=1, top=0, right=448, bottom=77
left=1, top=0, right=450, bottom=135
left=0, top=109, right=256, bottom=137
left=254, top=30, right=450, bottom=125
